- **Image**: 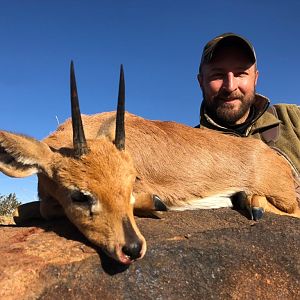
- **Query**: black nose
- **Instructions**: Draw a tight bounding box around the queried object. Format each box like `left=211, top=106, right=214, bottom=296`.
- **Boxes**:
left=122, top=241, right=142, bottom=260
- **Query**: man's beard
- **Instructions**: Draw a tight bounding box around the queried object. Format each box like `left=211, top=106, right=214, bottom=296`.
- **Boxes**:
left=203, top=89, right=256, bottom=126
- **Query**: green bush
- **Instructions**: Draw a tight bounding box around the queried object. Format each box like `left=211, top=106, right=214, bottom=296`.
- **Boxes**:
left=0, top=193, right=21, bottom=216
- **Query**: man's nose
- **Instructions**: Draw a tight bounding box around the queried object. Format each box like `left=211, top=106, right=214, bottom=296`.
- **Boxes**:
left=222, top=72, right=237, bottom=93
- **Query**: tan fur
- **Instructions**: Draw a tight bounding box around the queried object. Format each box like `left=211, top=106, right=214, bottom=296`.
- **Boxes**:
left=0, top=111, right=299, bottom=263
left=44, top=112, right=299, bottom=214
left=0, top=130, right=146, bottom=264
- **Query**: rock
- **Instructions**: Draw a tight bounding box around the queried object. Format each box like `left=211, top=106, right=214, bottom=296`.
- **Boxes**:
left=1, top=208, right=300, bottom=299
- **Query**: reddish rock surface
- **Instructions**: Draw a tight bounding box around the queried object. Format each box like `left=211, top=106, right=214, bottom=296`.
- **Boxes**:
left=1, top=208, right=300, bottom=299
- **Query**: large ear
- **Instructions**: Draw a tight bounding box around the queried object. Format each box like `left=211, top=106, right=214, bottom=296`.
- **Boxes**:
left=0, top=131, right=55, bottom=178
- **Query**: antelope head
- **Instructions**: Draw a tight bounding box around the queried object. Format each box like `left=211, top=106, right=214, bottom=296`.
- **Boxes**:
left=0, top=63, right=146, bottom=264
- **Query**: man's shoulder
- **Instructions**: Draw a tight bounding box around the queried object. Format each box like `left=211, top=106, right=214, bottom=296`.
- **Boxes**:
left=271, top=103, right=300, bottom=127
left=272, top=103, right=300, bottom=112
left=258, top=103, right=299, bottom=122
left=249, top=101, right=299, bottom=138
left=273, top=103, right=299, bottom=108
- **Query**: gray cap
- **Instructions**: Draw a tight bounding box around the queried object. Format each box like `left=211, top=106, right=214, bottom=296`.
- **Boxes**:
left=199, top=33, right=256, bottom=73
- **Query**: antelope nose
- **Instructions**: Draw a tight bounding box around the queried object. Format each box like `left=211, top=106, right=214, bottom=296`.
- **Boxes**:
left=122, top=241, right=143, bottom=260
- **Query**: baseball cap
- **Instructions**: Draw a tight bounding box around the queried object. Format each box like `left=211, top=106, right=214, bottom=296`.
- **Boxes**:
left=199, top=33, right=256, bottom=73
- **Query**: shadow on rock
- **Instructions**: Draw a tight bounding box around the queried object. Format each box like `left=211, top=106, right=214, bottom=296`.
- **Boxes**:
left=4, top=201, right=131, bottom=275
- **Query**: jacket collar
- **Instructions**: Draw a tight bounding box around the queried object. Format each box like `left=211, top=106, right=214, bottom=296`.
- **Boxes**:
left=199, top=94, right=280, bottom=136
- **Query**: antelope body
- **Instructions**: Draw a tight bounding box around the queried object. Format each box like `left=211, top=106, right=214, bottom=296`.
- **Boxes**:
left=0, top=64, right=299, bottom=264
left=44, top=111, right=299, bottom=214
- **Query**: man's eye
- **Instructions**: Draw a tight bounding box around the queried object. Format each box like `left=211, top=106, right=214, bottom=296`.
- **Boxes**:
left=71, top=190, right=93, bottom=204
left=236, top=72, right=248, bottom=77
left=210, top=73, right=223, bottom=79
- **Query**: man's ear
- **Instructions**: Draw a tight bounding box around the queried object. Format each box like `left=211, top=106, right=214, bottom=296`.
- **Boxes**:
left=197, top=73, right=203, bottom=88
left=255, top=69, right=259, bottom=86
left=0, top=131, right=55, bottom=178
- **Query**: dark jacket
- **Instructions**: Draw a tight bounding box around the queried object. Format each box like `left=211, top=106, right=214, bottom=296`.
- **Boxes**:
left=198, top=94, right=300, bottom=176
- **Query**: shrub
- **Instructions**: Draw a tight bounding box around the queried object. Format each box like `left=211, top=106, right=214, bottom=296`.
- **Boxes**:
left=0, top=193, right=21, bottom=216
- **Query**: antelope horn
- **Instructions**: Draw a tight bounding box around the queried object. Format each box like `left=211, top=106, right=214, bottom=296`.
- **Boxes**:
left=114, top=64, right=125, bottom=151
left=70, top=61, right=89, bottom=157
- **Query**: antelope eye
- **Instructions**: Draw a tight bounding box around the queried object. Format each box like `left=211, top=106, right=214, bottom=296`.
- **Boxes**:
left=71, top=190, right=93, bottom=204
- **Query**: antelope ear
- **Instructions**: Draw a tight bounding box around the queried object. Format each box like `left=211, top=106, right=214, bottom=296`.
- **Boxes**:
left=0, top=131, right=55, bottom=178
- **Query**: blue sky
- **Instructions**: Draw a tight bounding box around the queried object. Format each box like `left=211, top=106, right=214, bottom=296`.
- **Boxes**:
left=0, top=0, right=300, bottom=203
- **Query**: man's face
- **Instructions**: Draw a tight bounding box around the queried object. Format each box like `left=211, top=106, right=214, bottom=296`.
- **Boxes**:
left=198, top=44, right=259, bottom=126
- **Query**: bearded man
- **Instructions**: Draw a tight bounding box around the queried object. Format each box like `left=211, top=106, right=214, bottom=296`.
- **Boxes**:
left=196, top=33, right=300, bottom=202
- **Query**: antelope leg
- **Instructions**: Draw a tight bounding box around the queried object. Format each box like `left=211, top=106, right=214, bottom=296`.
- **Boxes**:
left=231, top=192, right=265, bottom=221
left=133, top=193, right=167, bottom=217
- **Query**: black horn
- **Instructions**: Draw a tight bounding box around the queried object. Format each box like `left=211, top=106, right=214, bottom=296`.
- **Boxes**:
left=114, top=64, right=125, bottom=151
left=70, top=61, right=89, bottom=157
